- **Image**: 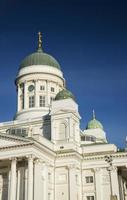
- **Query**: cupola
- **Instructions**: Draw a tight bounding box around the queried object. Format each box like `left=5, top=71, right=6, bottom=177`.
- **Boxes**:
left=55, top=89, right=75, bottom=101
left=19, top=32, right=60, bottom=70
left=86, top=110, right=103, bottom=130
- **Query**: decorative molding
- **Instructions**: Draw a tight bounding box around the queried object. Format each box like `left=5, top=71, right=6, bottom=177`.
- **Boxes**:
left=0, top=142, right=33, bottom=151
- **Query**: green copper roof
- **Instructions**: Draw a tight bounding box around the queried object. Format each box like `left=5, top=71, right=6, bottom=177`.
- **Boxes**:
left=55, top=89, right=75, bottom=101
left=19, top=49, right=61, bottom=69
left=86, top=110, right=103, bottom=130
left=19, top=32, right=61, bottom=70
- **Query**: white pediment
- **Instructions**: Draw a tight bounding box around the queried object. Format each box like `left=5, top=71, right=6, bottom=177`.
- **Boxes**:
left=0, top=133, right=31, bottom=148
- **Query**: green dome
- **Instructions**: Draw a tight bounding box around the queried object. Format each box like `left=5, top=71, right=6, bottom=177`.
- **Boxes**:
left=86, top=111, right=103, bottom=130
left=19, top=48, right=61, bottom=70
left=55, top=89, right=75, bottom=101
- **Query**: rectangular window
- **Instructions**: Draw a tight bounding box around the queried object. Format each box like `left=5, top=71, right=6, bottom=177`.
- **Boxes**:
left=51, top=87, right=55, bottom=92
left=86, top=196, right=94, bottom=200
left=85, top=176, right=93, bottom=183
left=29, top=96, right=35, bottom=108
left=50, top=97, right=54, bottom=103
left=40, top=96, right=45, bottom=107
left=40, top=85, right=45, bottom=91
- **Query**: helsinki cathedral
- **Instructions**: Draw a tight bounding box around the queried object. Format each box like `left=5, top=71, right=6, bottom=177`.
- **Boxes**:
left=0, top=32, right=126, bottom=200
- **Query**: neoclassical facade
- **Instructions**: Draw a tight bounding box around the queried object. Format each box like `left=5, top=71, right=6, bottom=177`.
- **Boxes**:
left=0, top=32, right=127, bottom=200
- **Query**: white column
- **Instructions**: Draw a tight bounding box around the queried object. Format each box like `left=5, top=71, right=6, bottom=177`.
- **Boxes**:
left=27, top=156, right=34, bottom=200
left=16, top=169, right=20, bottom=200
left=69, top=118, right=74, bottom=142
left=110, top=167, right=120, bottom=200
left=8, top=170, right=11, bottom=200
left=35, top=80, right=39, bottom=107
left=24, top=168, right=28, bottom=200
left=17, top=84, right=20, bottom=112
left=10, top=158, right=17, bottom=200
left=94, top=168, right=102, bottom=200
left=24, top=81, right=28, bottom=109
left=47, top=81, right=50, bottom=106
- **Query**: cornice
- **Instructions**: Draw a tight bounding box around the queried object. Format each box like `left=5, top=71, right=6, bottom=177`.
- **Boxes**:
left=16, top=71, right=64, bottom=84
left=0, top=142, right=33, bottom=151
left=0, top=133, right=31, bottom=143
left=56, top=150, right=82, bottom=160
left=0, top=118, right=44, bottom=130
left=83, top=152, right=127, bottom=161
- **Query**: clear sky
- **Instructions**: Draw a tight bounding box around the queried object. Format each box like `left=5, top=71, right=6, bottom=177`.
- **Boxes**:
left=0, top=0, right=127, bottom=147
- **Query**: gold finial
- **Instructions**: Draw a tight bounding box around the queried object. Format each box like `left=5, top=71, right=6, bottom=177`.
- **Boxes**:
left=93, top=109, right=96, bottom=119
left=38, top=31, right=42, bottom=49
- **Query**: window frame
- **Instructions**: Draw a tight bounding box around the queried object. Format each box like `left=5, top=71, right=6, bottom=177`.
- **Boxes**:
left=85, top=176, right=94, bottom=184
left=29, top=95, right=35, bottom=108
left=86, top=196, right=94, bottom=200
left=51, top=87, right=55, bottom=92
left=40, top=85, right=45, bottom=91
left=39, top=95, right=46, bottom=107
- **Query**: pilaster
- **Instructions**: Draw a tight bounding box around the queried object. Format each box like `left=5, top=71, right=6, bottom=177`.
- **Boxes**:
left=68, top=164, right=77, bottom=200
left=34, top=159, right=45, bottom=199
left=94, top=168, right=102, bottom=200
left=42, top=162, right=48, bottom=199
left=110, top=166, right=120, bottom=200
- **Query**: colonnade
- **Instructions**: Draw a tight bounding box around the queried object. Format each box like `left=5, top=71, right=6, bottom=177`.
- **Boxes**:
left=5, top=155, right=49, bottom=200
left=17, top=80, right=61, bottom=112
left=9, top=156, right=34, bottom=200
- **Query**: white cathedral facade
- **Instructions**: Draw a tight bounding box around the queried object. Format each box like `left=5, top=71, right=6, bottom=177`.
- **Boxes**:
left=0, top=32, right=127, bottom=200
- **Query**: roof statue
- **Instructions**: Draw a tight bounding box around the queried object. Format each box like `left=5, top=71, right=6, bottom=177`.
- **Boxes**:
left=38, top=31, right=42, bottom=50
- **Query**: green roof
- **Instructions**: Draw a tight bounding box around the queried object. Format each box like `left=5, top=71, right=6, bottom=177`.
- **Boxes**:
left=86, top=111, right=104, bottom=130
left=55, top=89, right=75, bottom=101
left=19, top=48, right=61, bottom=70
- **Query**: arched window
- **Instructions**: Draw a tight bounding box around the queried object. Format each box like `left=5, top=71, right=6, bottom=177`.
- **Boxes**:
left=59, top=123, right=67, bottom=140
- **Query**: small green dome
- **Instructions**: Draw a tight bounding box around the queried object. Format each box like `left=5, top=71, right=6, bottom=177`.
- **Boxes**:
left=55, top=89, right=75, bottom=101
left=86, top=111, right=103, bottom=130
left=19, top=48, right=61, bottom=70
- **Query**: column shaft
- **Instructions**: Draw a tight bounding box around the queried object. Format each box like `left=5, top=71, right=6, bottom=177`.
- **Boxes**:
left=16, top=169, right=20, bottom=200
left=24, top=81, right=28, bottom=109
left=68, top=166, right=77, bottom=200
left=27, top=157, right=34, bottom=200
left=35, top=80, right=39, bottom=107
left=10, top=158, right=17, bottom=200
left=17, top=85, right=20, bottom=111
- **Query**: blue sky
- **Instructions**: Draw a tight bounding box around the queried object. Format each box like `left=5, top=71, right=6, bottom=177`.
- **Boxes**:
left=0, top=0, right=127, bottom=147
